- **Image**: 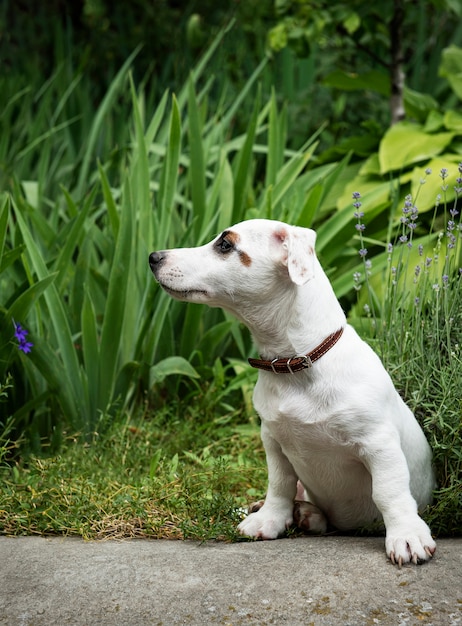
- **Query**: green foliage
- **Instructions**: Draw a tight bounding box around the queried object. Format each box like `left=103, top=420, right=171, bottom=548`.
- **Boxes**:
left=0, top=402, right=266, bottom=540
left=351, top=174, right=462, bottom=536
left=0, top=27, right=356, bottom=447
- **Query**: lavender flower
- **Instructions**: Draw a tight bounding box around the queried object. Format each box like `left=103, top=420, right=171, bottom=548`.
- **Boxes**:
left=456, top=163, right=462, bottom=194
left=353, top=192, right=368, bottom=259
left=440, top=168, right=449, bottom=192
left=13, top=321, right=33, bottom=354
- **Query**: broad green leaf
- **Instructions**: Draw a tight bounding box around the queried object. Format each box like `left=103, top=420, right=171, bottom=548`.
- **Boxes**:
left=149, top=356, right=200, bottom=386
left=439, top=45, right=462, bottom=100
left=379, top=123, right=454, bottom=174
left=410, top=158, right=460, bottom=212
left=444, top=109, right=462, bottom=132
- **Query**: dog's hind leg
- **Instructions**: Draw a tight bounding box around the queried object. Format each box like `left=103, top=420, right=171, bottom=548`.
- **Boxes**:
left=293, top=501, right=327, bottom=534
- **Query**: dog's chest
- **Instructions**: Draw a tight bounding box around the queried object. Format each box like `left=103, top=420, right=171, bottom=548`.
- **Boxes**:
left=254, top=376, right=345, bottom=454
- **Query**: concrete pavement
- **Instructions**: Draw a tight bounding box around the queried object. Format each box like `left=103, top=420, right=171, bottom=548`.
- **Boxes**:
left=0, top=535, right=461, bottom=625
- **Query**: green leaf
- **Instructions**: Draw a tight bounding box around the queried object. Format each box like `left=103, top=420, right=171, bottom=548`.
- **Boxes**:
left=410, top=157, right=460, bottom=212
left=0, top=194, right=9, bottom=266
left=187, top=76, right=207, bottom=236
left=54, top=187, right=95, bottom=291
left=232, top=88, right=261, bottom=222
left=81, top=289, right=99, bottom=423
left=443, top=109, right=462, bottom=132
left=403, top=87, right=438, bottom=123
left=439, top=45, right=462, bottom=100
left=149, top=356, right=200, bottom=386
left=98, top=179, right=133, bottom=412
left=378, top=123, right=454, bottom=174
left=98, top=161, right=119, bottom=240
left=76, top=47, right=140, bottom=197
left=265, top=89, right=281, bottom=188
left=323, top=70, right=390, bottom=96
left=157, top=94, right=181, bottom=246
left=7, top=274, right=57, bottom=322
left=13, top=206, right=83, bottom=421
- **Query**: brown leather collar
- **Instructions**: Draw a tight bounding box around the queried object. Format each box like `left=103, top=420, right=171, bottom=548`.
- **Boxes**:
left=248, top=327, right=344, bottom=374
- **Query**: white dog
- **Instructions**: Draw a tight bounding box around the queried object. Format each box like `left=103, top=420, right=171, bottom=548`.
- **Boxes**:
left=149, top=219, right=436, bottom=566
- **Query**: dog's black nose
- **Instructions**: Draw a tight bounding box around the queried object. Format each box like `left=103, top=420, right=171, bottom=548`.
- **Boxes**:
left=149, top=251, right=164, bottom=271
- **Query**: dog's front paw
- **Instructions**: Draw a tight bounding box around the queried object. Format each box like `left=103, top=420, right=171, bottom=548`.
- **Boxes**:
left=386, top=519, right=436, bottom=567
left=238, top=505, right=293, bottom=539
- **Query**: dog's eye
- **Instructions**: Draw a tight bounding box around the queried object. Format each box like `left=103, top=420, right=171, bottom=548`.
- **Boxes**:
left=216, top=238, right=233, bottom=253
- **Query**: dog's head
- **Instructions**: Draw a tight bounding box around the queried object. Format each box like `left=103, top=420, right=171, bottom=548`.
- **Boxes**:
left=148, top=219, right=317, bottom=310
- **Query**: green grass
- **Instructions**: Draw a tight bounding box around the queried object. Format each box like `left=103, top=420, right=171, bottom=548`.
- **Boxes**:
left=0, top=398, right=266, bottom=541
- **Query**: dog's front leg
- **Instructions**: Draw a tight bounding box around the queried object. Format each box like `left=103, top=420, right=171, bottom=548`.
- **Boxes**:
left=361, top=440, right=436, bottom=566
left=238, top=428, right=297, bottom=539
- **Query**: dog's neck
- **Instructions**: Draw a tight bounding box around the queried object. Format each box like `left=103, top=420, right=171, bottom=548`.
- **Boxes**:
left=229, top=259, right=346, bottom=360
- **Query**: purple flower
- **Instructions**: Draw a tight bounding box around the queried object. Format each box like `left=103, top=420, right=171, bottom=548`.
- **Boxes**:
left=13, top=321, right=33, bottom=354
left=358, top=248, right=368, bottom=258
left=18, top=341, right=33, bottom=354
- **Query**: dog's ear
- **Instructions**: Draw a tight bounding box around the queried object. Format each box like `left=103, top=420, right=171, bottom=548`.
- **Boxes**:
left=282, top=226, right=317, bottom=285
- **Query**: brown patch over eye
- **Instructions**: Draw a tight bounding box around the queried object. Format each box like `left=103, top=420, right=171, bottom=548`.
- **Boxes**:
left=223, top=230, right=240, bottom=246
left=239, top=250, right=252, bottom=267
